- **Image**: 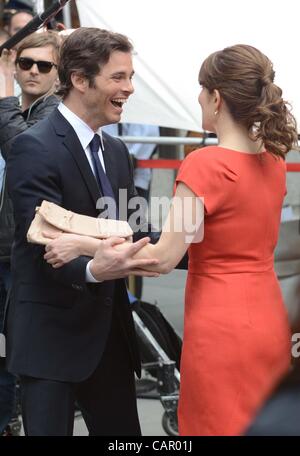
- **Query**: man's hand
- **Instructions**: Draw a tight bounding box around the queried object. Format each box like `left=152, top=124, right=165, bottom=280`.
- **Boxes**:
left=0, top=49, right=16, bottom=97
left=89, top=236, right=160, bottom=281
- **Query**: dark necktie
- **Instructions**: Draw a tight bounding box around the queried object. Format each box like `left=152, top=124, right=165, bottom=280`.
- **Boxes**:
left=89, top=133, right=118, bottom=219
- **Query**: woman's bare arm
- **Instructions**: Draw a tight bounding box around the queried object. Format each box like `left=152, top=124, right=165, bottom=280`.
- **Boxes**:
left=43, top=183, right=203, bottom=275
left=43, top=232, right=161, bottom=278
left=43, top=233, right=103, bottom=268
left=113, top=182, right=204, bottom=274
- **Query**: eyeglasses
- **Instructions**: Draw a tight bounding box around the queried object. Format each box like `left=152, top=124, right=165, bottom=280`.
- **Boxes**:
left=16, top=57, right=57, bottom=74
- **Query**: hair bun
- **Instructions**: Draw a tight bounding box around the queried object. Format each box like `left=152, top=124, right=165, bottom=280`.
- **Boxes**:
left=261, top=69, right=275, bottom=87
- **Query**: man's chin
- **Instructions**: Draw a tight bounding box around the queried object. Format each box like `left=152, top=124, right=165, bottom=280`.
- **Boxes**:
left=111, top=113, right=122, bottom=124
left=24, top=90, right=45, bottom=98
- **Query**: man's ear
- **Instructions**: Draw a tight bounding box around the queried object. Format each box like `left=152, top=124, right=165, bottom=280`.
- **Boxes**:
left=50, top=77, right=60, bottom=94
left=70, top=72, right=88, bottom=94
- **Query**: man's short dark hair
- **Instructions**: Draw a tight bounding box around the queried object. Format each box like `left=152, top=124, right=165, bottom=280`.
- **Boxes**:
left=57, top=27, right=134, bottom=99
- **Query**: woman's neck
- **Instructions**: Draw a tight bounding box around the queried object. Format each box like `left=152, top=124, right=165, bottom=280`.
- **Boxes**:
left=215, top=117, right=263, bottom=154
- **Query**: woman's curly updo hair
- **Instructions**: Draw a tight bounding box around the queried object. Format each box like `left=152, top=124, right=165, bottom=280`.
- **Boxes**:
left=199, top=44, right=298, bottom=158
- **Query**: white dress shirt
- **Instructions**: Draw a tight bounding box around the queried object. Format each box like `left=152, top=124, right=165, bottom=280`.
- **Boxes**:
left=57, top=102, right=106, bottom=283
left=58, top=102, right=106, bottom=171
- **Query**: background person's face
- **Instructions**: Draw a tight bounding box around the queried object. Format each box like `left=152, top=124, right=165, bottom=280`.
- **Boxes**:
left=9, top=12, right=33, bottom=37
left=83, top=50, right=134, bottom=126
left=15, top=45, right=58, bottom=102
left=0, top=34, right=9, bottom=47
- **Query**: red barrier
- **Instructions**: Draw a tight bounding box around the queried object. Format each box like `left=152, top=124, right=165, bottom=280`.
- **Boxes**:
left=137, top=159, right=182, bottom=169
left=137, top=160, right=300, bottom=172
left=286, top=163, right=300, bottom=172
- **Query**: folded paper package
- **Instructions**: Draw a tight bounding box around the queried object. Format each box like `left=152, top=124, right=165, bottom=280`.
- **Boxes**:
left=27, top=200, right=133, bottom=245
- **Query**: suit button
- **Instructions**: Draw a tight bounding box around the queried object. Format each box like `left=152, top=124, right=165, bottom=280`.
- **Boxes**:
left=104, top=297, right=112, bottom=307
left=72, top=284, right=83, bottom=291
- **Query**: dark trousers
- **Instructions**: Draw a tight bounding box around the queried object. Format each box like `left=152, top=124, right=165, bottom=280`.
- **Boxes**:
left=0, top=262, right=15, bottom=434
left=0, top=358, right=16, bottom=434
left=20, top=308, right=141, bottom=436
left=131, top=187, right=150, bottom=299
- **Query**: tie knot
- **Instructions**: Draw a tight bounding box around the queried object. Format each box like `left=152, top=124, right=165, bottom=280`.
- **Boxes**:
left=89, top=134, right=101, bottom=154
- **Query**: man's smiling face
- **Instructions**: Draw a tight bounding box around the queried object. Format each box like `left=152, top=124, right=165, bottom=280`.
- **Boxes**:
left=83, top=50, right=135, bottom=126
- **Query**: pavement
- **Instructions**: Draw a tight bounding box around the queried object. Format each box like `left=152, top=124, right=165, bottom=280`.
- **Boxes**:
left=73, top=399, right=168, bottom=436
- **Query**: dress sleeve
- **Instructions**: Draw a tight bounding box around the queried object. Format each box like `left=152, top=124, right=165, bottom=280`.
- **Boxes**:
left=175, top=147, right=239, bottom=215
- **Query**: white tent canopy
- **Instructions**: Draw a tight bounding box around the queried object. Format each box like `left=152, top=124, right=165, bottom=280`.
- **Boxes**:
left=76, top=0, right=300, bottom=133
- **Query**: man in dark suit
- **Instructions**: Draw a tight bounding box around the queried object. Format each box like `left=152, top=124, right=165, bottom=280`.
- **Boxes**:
left=5, top=27, right=159, bottom=436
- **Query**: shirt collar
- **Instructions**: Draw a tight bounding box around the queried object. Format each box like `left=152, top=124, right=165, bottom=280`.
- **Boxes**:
left=58, top=102, right=104, bottom=151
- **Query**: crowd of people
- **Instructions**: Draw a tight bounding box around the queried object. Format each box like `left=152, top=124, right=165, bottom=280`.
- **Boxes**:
left=0, top=0, right=299, bottom=437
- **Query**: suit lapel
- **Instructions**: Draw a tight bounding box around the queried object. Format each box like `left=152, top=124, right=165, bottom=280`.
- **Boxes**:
left=49, top=109, right=101, bottom=207
left=49, top=109, right=124, bottom=211
left=63, top=132, right=102, bottom=206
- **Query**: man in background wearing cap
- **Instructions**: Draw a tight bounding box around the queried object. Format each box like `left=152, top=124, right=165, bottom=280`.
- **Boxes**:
left=2, top=0, right=34, bottom=33
left=8, top=10, right=34, bottom=37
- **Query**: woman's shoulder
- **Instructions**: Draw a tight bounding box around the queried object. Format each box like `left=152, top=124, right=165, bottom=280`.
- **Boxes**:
left=181, top=146, right=239, bottom=182
left=185, top=145, right=218, bottom=159
left=183, top=145, right=238, bottom=165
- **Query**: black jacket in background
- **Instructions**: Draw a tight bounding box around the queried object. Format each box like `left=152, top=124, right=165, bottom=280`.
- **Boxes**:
left=0, top=94, right=59, bottom=261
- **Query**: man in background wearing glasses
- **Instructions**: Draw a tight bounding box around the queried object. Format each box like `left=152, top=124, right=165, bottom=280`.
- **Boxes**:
left=0, top=30, right=60, bottom=435
left=0, top=31, right=60, bottom=132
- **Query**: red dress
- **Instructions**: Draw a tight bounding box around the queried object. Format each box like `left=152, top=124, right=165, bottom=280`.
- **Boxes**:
left=176, top=146, right=291, bottom=436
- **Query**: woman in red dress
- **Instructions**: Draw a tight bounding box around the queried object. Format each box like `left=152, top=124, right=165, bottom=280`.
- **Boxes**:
left=44, top=45, right=298, bottom=435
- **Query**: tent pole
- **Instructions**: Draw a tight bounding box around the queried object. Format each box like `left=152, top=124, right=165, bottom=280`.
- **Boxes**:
left=34, top=0, right=45, bottom=14
left=62, top=0, right=72, bottom=28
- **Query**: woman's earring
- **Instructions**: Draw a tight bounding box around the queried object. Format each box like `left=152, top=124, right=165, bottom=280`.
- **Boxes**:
left=214, top=110, right=218, bottom=116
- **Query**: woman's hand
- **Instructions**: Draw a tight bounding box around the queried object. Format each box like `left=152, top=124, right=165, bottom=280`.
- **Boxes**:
left=43, top=232, right=84, bottom=268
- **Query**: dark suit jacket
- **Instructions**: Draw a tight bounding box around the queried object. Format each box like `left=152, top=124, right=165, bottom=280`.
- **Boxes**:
left=5, top=108, right=141, bottom=382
